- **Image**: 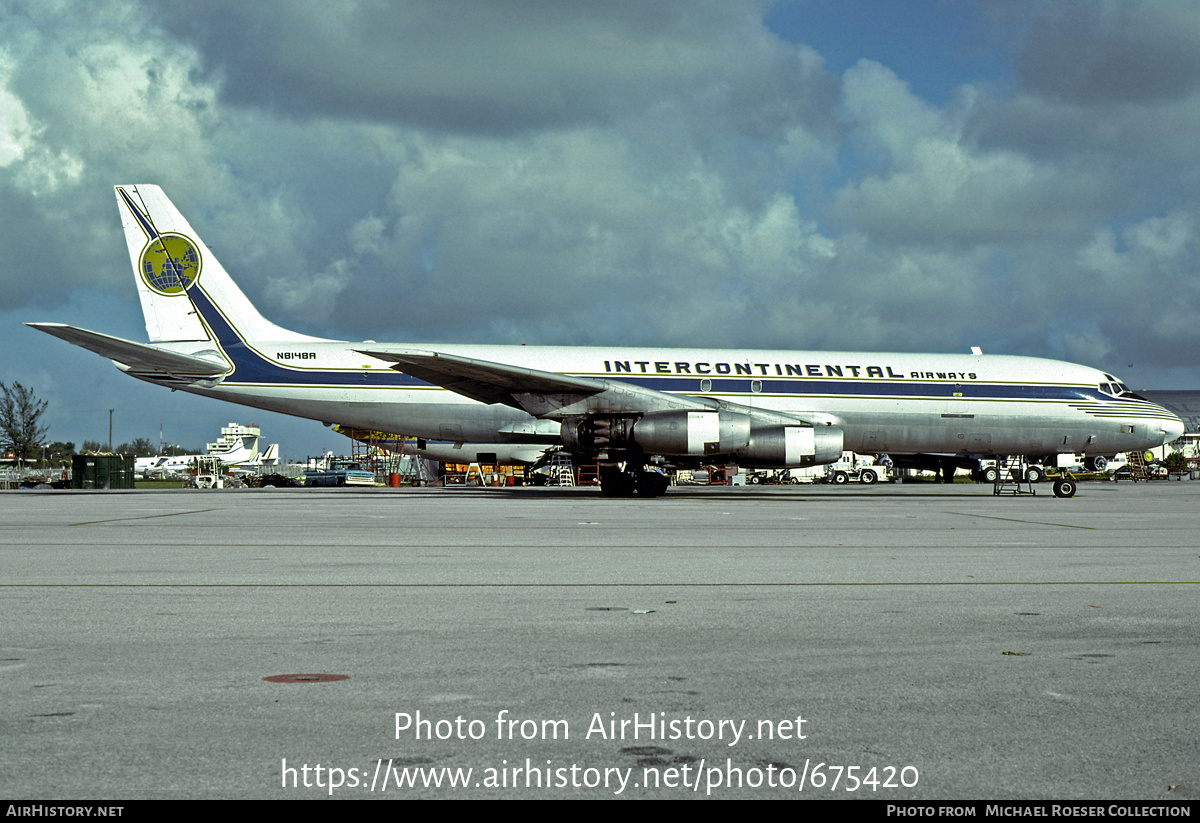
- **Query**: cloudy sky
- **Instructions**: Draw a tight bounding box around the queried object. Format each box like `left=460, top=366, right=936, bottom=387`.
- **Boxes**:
left=3, top=0, right=1199, bottom=457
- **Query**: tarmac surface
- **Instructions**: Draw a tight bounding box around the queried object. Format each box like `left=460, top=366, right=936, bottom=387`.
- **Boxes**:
left=2, top=481, right=1198, bottom=800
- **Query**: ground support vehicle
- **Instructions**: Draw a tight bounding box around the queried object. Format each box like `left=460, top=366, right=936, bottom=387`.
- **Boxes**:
left=304, top=459, right=376, bottom=487
left=745, top=469, right=800, bottom=485
left=972, top=458, right=1047, bottom=484
left=991, top=455, right=1079, bottom=497
left=823, top=455, right=889, bottom=485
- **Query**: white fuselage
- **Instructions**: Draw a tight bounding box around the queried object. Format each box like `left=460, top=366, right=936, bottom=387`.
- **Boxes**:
left=160, top=336, right=1182, bottom=459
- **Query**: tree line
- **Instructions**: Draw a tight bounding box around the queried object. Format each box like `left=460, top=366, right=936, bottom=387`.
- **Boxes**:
left=0, top=382, right=48, bottom=465
left=1, top=381, right=197, bottom=466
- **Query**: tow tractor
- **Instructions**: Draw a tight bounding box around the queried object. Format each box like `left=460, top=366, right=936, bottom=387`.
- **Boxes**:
left=823, top=454, right=890, bottom=485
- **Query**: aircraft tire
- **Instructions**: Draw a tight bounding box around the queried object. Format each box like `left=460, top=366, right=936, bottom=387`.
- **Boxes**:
left=635, top=471, right=669, bottom=498
left=1052, top=477, right=1077, bottom=498
left=599, top=466, right=636, bottom=498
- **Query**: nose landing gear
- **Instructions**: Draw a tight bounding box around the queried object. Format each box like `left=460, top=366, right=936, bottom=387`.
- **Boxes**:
left=1052, top=476, right=1077, bottom=498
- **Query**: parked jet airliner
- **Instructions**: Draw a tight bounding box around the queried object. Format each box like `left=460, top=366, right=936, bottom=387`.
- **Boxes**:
left=29, top=185, right=1184, bottom=497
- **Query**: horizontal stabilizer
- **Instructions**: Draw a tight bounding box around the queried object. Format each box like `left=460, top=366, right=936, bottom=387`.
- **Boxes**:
left=27, top=323, right=229, bottom=380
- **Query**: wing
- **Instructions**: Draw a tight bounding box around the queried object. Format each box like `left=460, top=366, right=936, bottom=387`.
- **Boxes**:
left=358, top=346, right=719, bottom=418
left=357, top=348, right=604, bottom=405
left=27, top=323, right=229, bottom=381
left=357, top=347, right=841, bottom=468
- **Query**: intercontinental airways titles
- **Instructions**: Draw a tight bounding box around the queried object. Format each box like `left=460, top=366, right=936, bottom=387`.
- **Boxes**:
left=601, top=360, right=978, bottom=381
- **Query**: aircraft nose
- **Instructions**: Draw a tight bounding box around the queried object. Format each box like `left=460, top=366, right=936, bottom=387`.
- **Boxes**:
left=1161, top=414, right=1185, bottom=444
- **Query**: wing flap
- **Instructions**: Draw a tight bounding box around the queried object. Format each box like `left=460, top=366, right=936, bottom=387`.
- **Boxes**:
left=357, top=347, right=606, bottom=406
left=27, top=323, right=229, bottom=379
left=358, top=346, right=717, bottom=417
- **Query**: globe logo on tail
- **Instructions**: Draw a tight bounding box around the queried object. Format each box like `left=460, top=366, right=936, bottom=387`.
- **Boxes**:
left=139, top=234, right=201, bottom=295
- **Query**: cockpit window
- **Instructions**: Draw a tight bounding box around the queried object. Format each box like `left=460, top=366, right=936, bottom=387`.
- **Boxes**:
left=1099, top=380, right=1133, bottom=397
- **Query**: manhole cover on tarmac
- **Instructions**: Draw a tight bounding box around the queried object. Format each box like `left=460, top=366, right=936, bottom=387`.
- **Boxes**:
left=263, top=673, right=349, bottom=683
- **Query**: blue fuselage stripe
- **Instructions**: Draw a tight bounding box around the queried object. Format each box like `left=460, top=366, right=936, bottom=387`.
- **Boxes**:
left=188, top=288, right=1132, bottom=406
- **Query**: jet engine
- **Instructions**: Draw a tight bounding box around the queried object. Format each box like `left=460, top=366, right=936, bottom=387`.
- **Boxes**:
left=561, top=410, right=843, bottom=467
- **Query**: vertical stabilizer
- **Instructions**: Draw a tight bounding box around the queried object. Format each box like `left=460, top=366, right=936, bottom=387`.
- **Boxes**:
left=115, top=185, right=319, bottom=343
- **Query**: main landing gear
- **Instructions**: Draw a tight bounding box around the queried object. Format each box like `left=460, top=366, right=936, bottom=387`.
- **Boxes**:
left=599, top=464, right=670, bottom=498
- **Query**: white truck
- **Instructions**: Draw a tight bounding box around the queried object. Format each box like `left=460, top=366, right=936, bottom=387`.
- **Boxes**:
left=823, top=453, right=890, bottom=485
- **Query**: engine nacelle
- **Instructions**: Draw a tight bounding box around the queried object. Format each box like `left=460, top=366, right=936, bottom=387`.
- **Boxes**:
left=561, top=410, right=843, bottom=468
left=561, top=412, right=710, bottom=455
left=733, top=424, right=843, bottom=467
left=625, top=411, right=722, bottom=456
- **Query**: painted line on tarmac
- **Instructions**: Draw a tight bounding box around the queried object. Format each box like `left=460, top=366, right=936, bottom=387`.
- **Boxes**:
left=948, top=512, right=1096, bottom=529
left=68, top=508, right=220, bottom=527
left=2, top=581, right=1198, bottom=587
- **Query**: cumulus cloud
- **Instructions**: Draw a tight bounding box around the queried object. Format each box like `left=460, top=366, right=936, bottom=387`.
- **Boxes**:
left=833, top=61, right=1118, bottom=247
left=1012, top=0, right=1200, bottom=105
left=0, top=54, right=35, bottom=167
left=148, top=0, right=793, bottom=134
